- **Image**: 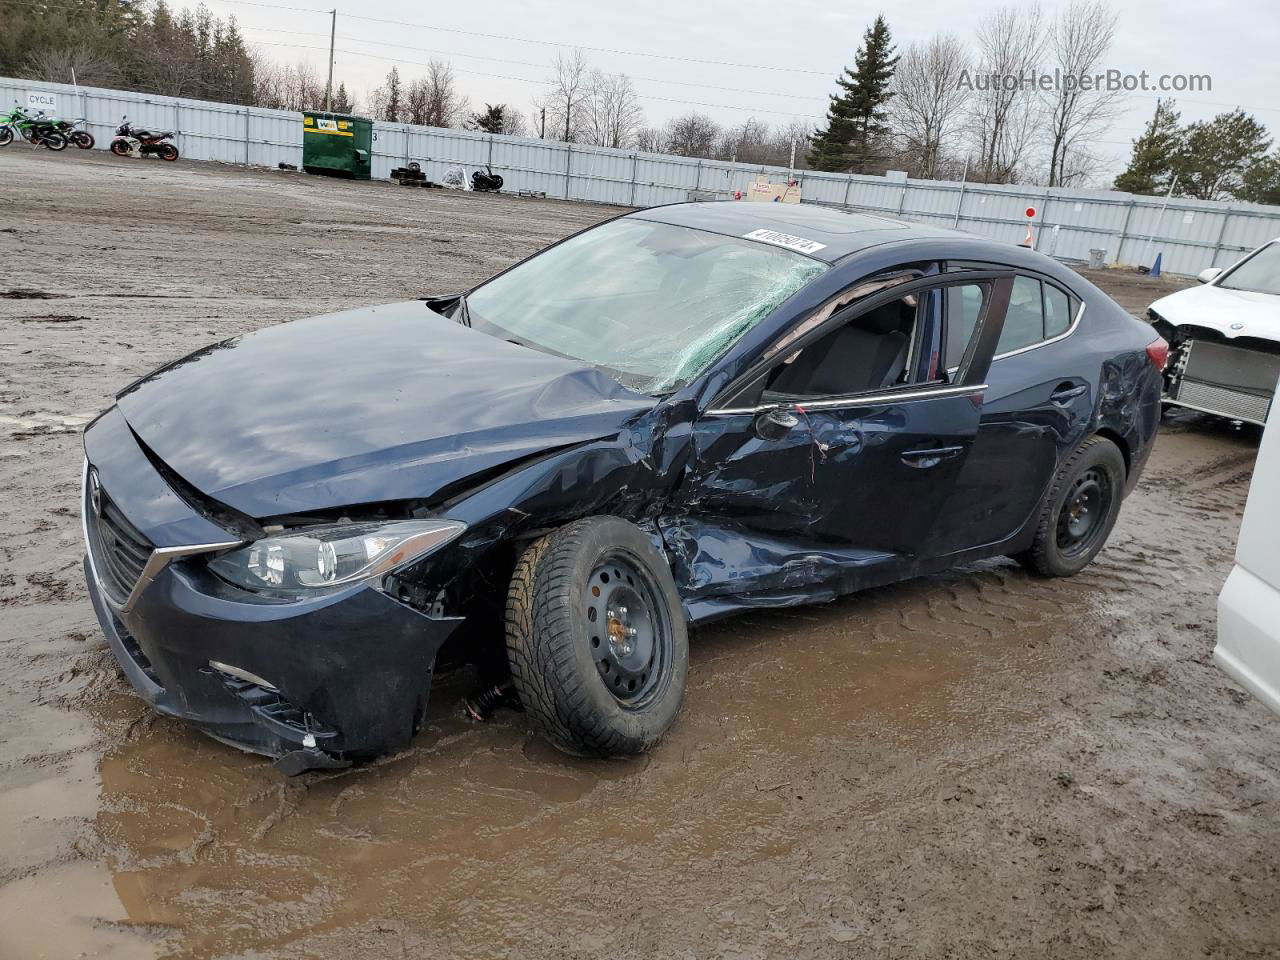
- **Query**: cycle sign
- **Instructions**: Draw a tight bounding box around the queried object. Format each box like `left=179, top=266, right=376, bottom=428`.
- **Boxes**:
left=26, top=92, right=58, bottom=113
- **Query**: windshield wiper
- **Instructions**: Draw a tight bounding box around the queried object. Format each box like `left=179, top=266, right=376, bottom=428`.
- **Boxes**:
left=457, top=294, right=472, bottom=328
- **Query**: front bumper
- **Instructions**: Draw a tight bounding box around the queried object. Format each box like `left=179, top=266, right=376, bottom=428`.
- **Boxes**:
left=84, top=557, right=460, bottom=770
left=82, top=407, right=461, bottom=772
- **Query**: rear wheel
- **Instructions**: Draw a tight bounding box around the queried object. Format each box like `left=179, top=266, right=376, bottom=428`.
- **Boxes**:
left=505, top=517, right=688, bottom=757
left=0, top=126, right=12, bottom=146
left=1017, top=436, right=1125, bottom=577
left=159, top=143, right=179, bottom=161
left=40, top=131, right=67, bottom=151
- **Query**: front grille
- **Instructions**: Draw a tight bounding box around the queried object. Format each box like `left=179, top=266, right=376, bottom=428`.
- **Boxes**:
left=1173, top=379, right=1272, bottom=425
left=86, top=472, right=154, bottom=602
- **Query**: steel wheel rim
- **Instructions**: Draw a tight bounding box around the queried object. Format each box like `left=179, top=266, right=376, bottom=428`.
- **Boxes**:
left=1056, top=467, right=1110, bottom=558
left=585, top=551, right=671, bottom=708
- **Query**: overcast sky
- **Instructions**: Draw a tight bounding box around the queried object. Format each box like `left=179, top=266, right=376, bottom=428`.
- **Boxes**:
left=201, top=0, right=1278, bottom=180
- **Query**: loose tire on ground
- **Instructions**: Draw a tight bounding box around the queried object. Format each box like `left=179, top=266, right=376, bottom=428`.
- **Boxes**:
left=1017, top=435, right=1126, bottom=578
left=505, top=517, right=688, bottom=757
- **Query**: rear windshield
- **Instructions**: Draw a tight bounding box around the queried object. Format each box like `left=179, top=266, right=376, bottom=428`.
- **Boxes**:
left=463, top=218, right=827, bottom=394
left=1218, top=241, right=1280, bottom=296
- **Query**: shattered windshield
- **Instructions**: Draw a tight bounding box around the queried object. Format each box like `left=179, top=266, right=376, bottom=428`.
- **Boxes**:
left=463, top=218, right=828, bottom=393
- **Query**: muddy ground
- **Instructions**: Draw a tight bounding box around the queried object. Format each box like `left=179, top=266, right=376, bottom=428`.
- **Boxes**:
left=1, top=148, right=1276, bottom=960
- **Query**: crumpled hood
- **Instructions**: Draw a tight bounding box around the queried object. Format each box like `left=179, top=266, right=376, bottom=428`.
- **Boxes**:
left=116, top=301, right=654, bottom=517
left=1150, top=282, right=1280, bottom=341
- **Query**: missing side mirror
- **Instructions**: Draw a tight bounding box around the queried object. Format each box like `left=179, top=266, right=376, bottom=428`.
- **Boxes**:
left=754, top=406, right=799, bottom=441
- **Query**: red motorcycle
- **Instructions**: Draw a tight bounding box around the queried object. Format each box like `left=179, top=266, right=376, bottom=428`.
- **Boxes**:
left=109, top=117, right=179, bottom=160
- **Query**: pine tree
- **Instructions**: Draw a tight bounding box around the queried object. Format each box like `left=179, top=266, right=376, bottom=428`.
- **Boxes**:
left=382, top=66, right=402, bottom=122
left=332, top=82, right=353, bottom=114
left=1113, top=99, right=1182, bottom=196
left=1173, top=109, right=1272, bottom=200
left=1240, top=151, right=1280, bottom=206
left=808, top=15, right=898, bottom=173
left=472, top=103, right=506, bottom=134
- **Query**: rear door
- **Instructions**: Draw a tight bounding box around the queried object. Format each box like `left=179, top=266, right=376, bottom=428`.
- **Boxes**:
left=930, top=269, right=1093, bottom=555
left=660, top=271, right=1013, bottom=604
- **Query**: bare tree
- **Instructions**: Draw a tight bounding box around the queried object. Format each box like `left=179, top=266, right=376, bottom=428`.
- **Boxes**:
left=538, top=49, right=590, bottom=142
left=252, top=57, right=323, bottom=111
left=891, top=34, right=969, bottom=179
left=1040, top=0, right=1121, bottom=186
left=404, top=59, right=469, bottom=128
left=634, top=126, right=667, bottom=153
left=24, top=45, right=121, bottom=87
left=581, top=70, right=644, bottom=148
left=663, top=113, right=720, bottom=158
left=503, top=107, right=528, bottom=137
left=716, top=117, right=771, bottom=163
left=966, top=5, right=1045, bottom=183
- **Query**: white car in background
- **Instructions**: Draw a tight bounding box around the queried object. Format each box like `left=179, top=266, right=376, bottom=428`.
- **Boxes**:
left=1217, top=395, right=1280, bottom=715
left=1147, top=238, right=1280, bottom=425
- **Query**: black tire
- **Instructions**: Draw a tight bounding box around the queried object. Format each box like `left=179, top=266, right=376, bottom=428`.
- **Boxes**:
left=0, top=126, right=12, bottom=146
left=505, top=517, right=688, bottom=757
left=109, top=139, right=129, bottom=157
left=40, top=131, right=68, bottom=151
left=71, top=131, right=94, bottom=149
left=1017, top=436, right=1126, bottom=577
left=159, top=143, right=179, bottom=161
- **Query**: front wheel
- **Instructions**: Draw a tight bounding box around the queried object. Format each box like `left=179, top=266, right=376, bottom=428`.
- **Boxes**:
left=40, top=131, right=68, bottom=151
left=109, top=138, right=130, bottom=156
left=1017, top=436, right=1125, bottom=577
left=159, top=143, right=178, bottom=161
left=71, top=131, right=94, bottom=149
left=505, top=517, right=688, bottom=757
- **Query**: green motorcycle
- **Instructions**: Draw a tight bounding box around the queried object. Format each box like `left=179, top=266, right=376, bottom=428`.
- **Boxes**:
left=0, top=106, right=69, bottom=150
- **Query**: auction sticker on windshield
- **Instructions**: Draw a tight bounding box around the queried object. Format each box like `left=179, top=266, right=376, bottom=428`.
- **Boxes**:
left=742, top=229, right=827, bottom=255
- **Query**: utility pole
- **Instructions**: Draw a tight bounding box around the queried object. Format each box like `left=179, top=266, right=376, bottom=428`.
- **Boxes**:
left=323, top=9, right=336, bottom=112
left=539, top=107, right=546, bottom=139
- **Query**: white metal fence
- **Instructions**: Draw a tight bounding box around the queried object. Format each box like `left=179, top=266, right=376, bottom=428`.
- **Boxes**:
left=6, top=75, right=1280, bottom=277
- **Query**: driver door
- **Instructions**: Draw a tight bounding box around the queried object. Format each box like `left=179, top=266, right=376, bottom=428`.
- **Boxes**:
left=660, top=272, right=1013, bottom=607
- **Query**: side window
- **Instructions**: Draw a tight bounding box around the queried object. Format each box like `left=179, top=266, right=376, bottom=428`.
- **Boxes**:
left=944, top=284, right=987, bottom=369
left=997, top=276, right=1045, bottom=354
left=764, top=293, right=922, bottom=399
left=1044, top=284, right=1073, bottom=337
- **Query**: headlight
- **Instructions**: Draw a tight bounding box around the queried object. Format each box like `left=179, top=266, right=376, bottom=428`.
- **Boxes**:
left=209, top=520, right=465, bottom=593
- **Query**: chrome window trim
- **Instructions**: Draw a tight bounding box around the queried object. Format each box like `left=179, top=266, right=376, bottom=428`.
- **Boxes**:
left=990, top=296, right=1086, bottom=364
left=707, top=382, right=987, bottom=416
left=82, top=459, right=243, bottom=614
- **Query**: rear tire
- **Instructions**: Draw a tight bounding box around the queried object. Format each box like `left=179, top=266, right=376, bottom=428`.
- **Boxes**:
left=159, top=143, right=179, bottom=161
left=1017, top=436, right=1125, bottom=577
left=505, top=517, right=688, bottom=757
left=40, top=132, right=67, bottom=151
left=0, top=127, right=13, bottom=146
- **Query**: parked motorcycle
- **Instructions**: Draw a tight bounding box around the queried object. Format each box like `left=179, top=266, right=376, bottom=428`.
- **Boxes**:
left=109, top=117, right=178, bottom=160
left=48, top=115, right=95, bottom=149
left=0, top=106, right=68, bottom=150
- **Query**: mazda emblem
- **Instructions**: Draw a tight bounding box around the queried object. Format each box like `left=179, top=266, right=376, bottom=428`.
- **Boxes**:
left=88, top=468, right=103, bottom=518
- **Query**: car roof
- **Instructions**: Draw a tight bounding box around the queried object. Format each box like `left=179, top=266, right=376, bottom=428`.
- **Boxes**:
left=627, top=201, right=972, bottom=264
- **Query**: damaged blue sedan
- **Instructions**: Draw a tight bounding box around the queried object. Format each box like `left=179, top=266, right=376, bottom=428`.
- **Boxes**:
left=82, top=202, right=1166, bottom=773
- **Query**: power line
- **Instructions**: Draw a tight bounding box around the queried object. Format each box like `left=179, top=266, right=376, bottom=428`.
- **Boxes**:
left=209, top=0, right=834, bottom=76
left=240, top=24, right=827, bottom=103
left=248, top=39, right=826, bottom=121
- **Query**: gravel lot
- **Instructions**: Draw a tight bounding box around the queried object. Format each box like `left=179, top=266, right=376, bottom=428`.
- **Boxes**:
left=1, top=148, right=1276, bottom=960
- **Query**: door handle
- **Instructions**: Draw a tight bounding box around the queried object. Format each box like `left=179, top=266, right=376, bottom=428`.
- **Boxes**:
left=901, top=445, right=965, bottom=469
left=1050, top=382, right=1088, bottom=405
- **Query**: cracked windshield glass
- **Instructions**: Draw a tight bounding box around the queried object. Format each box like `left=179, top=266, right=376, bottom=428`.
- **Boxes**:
left=464, top=218, right=828, bottom=393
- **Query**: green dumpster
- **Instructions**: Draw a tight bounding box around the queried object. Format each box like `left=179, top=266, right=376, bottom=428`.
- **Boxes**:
left=302, top=112, right=373, bottom=180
